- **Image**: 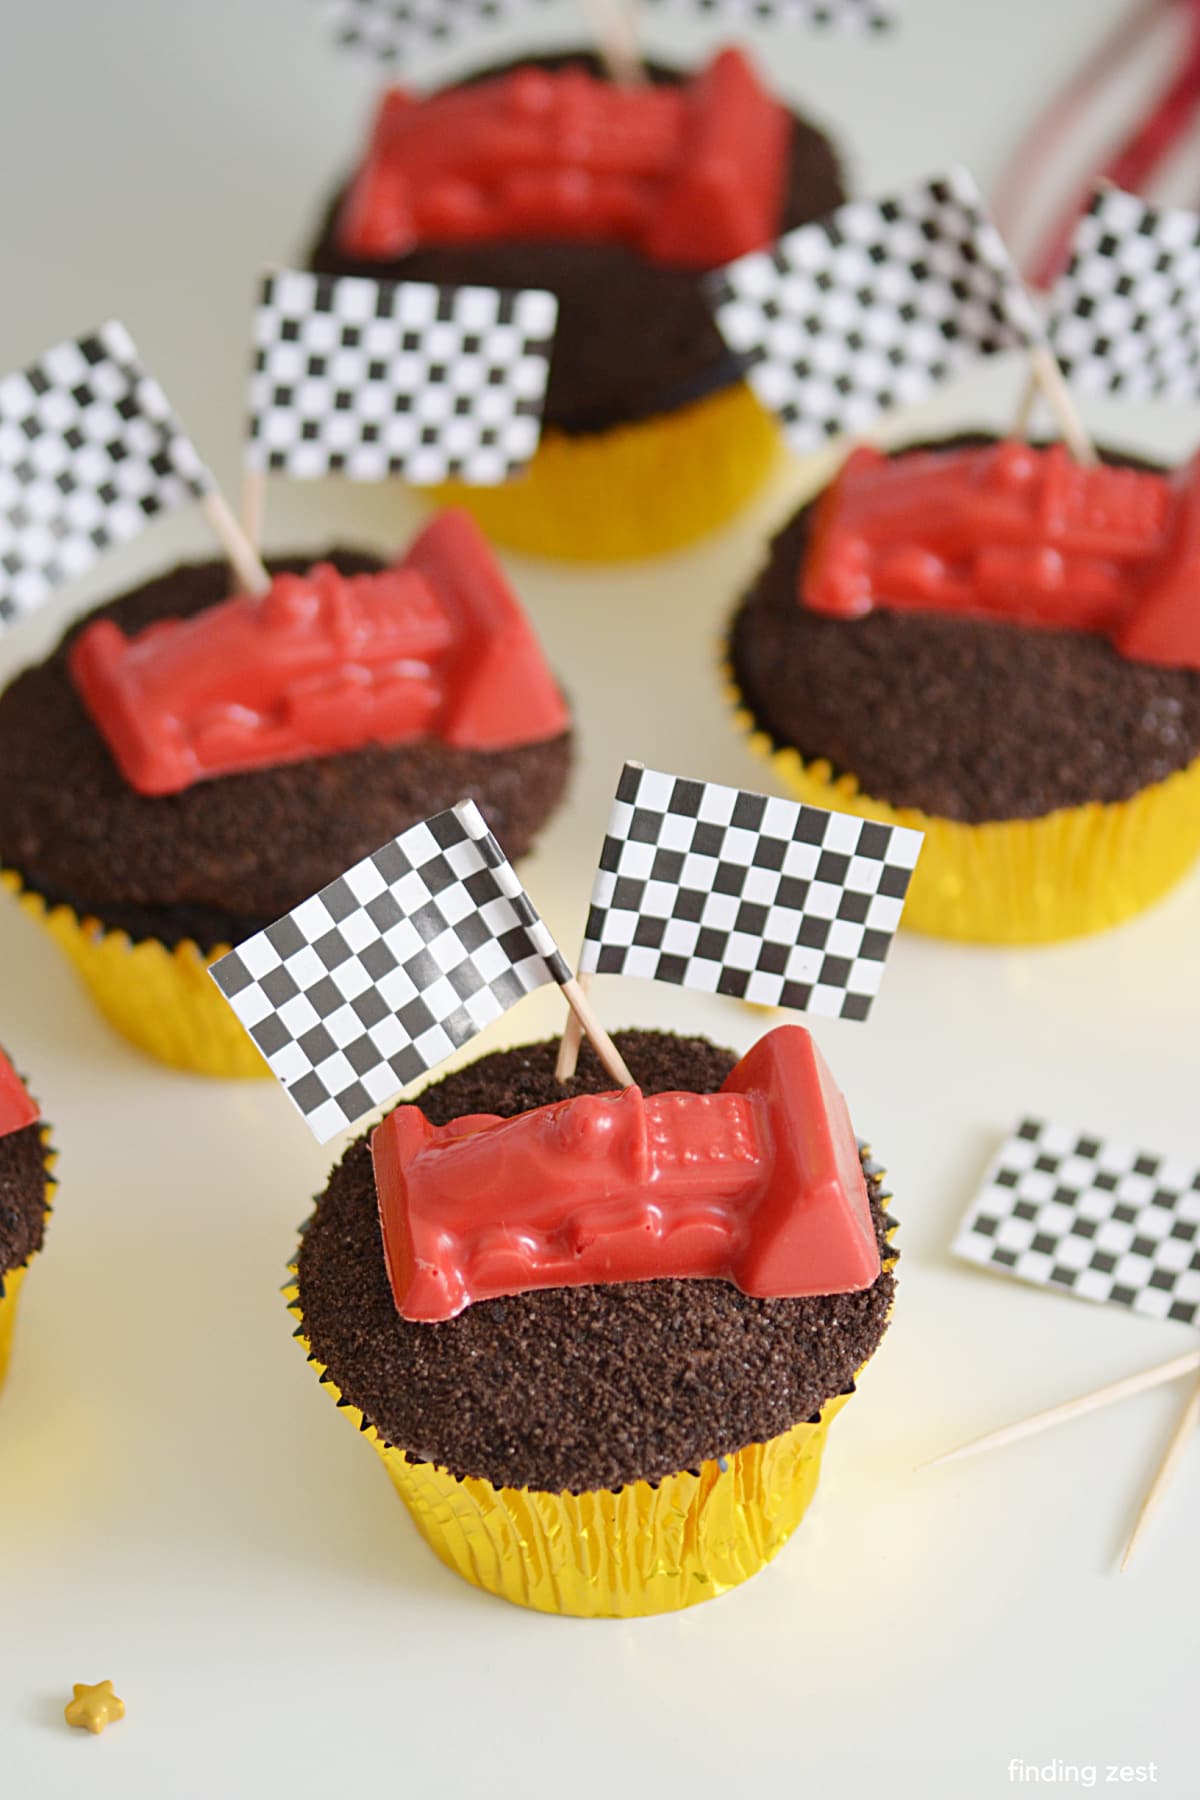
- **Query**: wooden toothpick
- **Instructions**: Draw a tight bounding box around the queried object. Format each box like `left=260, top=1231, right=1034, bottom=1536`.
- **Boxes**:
left=558, top=973, right=633, bottom=1088
left=582, top=0, right=644, bottom=86
left=1014, top=345, right=1097, bottom=465
left=555, top=972, right=589, bottom=1083
left=1119, top=1370, right=1200, bottom=1572
left=240, top=466, right=267, bottom=556
left=202, top=487, right=270, bottom=595
left=920, top=1348, right=1200, bottom=1472
left=1011, top=366, right=1040, bottom=438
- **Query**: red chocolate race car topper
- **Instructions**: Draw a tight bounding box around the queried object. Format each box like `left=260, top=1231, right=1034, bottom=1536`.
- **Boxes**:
left=802, top=439, right=1200, bottom=670
left=372, top=1023, right=881, bottom=1323
left=68, top=510, right=570, bottom=797
left=337, top=47, right=791, bottom=271
left=0, top=1048, right=39, bottom=1140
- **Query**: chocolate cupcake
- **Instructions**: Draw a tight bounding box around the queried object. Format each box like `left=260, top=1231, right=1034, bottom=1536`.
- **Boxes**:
left=0, top=515, right=572, bottom=1073
left=0, top=1046, right=53, bottom=1390
left=289, top=1026, right=896, bottom=1617
left=728, top=434, right=1200, bottom=943
left=309, top=46, right=846, bottom=560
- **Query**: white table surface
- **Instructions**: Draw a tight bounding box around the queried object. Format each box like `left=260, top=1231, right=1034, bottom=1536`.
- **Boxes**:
left=1, top=3, right=1197, bottom=1796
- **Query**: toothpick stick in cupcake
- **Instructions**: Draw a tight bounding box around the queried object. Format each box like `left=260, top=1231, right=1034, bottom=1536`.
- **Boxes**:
left=703, top=165, right=1095, bottom=466
left=0, top=320, right=268, bottom=634
left=578, top=0, right=643, bottom=83
left=556, top=761, right=923, bottom=1081
left=936, top=1115, right=1200, bottom=1566
left=240, top=268, right=558, bottom=550
left=211, top=799, right=631, bottom=1142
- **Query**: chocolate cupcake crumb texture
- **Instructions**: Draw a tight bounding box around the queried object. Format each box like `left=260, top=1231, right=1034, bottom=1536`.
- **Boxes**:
left=0, top=552, right=572, bottom=950
left=0, top=1121, right=48, bottom=1283
left=297, top=1029, right=895, bottom=1495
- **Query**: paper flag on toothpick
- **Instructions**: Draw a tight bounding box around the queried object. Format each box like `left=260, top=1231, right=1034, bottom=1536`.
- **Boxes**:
left=0, top=321, right=212, bottom=631
left=577, top=763, right=922, bottom=1021
left=955, top=1119, right=1200, bottom=1327
left=705, top=168, right=1042, bottom=455
left=1047, top=186, right=1200, bottom=400
left=210, top=802, right=571, bottom=1143
left=315, top=0, right=553, bottom=63
left=639, top=0, right=897, bottom=29
left=246, top=270, right=558, bottom=487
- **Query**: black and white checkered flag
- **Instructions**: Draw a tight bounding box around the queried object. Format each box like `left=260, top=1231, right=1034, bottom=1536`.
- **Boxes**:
left=639, top=0, right=897, bottom=30
left=955, top=1119, right=1200, bottom=1329
left=210, top=802, right=570, bottom=1142
left=578, top=765, right=922, bottom=1020
left=706, top=169, right=1042, bottom=454
left=317, top=0, right=552, bottom=62
left=246, top=270, right=557, bottom=487
left=1047, top=187, right=1200, bottom=400
left=0, top=321, right=211, bottom=631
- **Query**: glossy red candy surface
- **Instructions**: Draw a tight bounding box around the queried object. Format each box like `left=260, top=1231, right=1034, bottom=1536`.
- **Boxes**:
left=372, top=1024, right=880, bottom=1322
left=0, top=1047, right=38, bottom=1140
left=802, top=441, right=1200, bottom=670
left=338, top=48, right=790, bottom=270
left=69, top=511, right=570, bottom=796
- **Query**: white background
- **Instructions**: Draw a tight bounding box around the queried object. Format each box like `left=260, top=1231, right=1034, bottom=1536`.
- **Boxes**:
left=0, top=3, right=1197, bottom=1796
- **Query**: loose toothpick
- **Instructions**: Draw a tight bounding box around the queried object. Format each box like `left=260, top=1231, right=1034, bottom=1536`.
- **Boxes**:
left=202, top=487, right=270, bottom=595
left=1120, top=1370, right=1200, bottom=1572
left=1016, top=343, right=1098, bottom=464
left=559, top=973, right=633, bottom=1088
left=920, top=1347, right=1200, bottom=1472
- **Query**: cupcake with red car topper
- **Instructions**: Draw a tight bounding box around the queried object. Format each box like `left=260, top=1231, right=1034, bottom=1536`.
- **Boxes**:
left=711, top=173, right=1200, bottom=944
left=210, top=761, right=920, bottom=1617
left=0, top=315, right=572, bottom=1076
left=0, top=1045, right=55, bottom=1391
left=306, top=0, right=899, bottom=559
left=932, top=1113, right=1200, bottom=1571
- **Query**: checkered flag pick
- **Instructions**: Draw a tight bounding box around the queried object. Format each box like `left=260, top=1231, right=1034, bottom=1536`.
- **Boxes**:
left=639, top=0, right=897, bottom=30
left=210, top=803, right=571, bottom=1142
left=1047, top=187, right=1200, bottom=401
left=955, top=1120, right=1200, bottom=1329
left=246, top=270, right=557, bottom=486
left=317, top=0, right=553, bottom=62
left=578, top=765, right=922, bottom=1020
left=0, top=321, right=212, bottom=631
left=705, top=168, right=1042, bottom=455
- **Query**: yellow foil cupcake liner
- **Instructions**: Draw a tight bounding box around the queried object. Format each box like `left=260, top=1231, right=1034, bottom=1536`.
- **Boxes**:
left=286, top=1191, right=895, bottom=1619
left=0, top=1262, right=31, bottom=1390
left=1, top=870, right=267, bottom=1079
left=429, top=382, right=780, bottom=563
left=724, top=670, right=1200, bottom=945
left=0, top=1130, right=57, bottom=1392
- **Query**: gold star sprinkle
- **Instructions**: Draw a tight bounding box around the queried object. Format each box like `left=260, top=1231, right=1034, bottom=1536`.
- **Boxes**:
left=64, top=1680, right=125, bottom=1735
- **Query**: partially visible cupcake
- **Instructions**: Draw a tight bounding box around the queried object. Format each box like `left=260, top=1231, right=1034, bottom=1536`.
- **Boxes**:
left=309, top=47, right=845, bottom=561
left=727, top=434, right=1200, bottom=943
left=0, top=1045, right=53, bottom=1390
left=0, top=514, right=573, bottom=1074
left=289, top=1024, right=896, bottom=1618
